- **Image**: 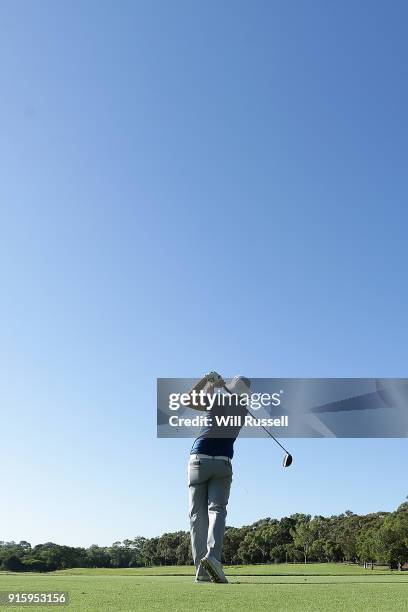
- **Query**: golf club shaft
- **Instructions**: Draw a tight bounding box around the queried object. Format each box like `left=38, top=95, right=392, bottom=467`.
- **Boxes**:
left=222, top=385, right=291, bottom=456
left=246, top=406, right=290, bottom=454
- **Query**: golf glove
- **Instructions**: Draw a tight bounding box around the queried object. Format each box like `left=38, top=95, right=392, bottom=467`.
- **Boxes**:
left=204, top=371, right=224, bottom=385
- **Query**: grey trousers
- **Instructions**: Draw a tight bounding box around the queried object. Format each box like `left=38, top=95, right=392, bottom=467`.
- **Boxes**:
left=188, top=456, right=232, bottom=576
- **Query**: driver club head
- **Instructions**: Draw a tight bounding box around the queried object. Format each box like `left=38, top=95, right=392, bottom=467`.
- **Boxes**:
left=283, top=453, right=293, bottom=468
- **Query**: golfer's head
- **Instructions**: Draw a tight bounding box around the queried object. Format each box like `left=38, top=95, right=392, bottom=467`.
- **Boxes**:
left=226, top=376, right=251, bottom=396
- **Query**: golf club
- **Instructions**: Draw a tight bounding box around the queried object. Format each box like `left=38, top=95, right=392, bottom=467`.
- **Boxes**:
left=222, top=384, right=293, bottom=468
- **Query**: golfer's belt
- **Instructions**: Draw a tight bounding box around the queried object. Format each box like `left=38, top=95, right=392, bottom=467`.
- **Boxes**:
left=191, top=454, right=231, bottom=463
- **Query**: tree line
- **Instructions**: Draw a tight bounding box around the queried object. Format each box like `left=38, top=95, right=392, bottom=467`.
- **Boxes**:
left=1, top=498, right=407, bottom=572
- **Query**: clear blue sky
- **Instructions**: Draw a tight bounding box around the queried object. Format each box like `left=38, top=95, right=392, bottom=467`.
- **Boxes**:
left=1, top=1, right=407, bottom=546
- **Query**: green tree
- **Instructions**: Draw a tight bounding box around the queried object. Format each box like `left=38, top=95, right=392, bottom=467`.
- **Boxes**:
left=86, top=545, right=111, bottom=568
left=376, top=513, right=408, bottom=569
left=291, top=520, right=315, bottom=564
left=356, top=528, right=378, bottom=566
left=2, top=555, right=24, bottom=571
left=141, top=538, right=160, bottom=566
left=175, top=534, right=192, bottom=565
left=107, top=542, right=132, bottom=568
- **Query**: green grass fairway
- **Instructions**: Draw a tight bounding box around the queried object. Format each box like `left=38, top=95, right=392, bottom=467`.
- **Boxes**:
left=1, top=564, right=407, bottom=611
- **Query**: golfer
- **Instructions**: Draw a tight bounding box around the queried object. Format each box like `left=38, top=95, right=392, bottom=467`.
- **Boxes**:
left=186, top=372, right=251, bottom=583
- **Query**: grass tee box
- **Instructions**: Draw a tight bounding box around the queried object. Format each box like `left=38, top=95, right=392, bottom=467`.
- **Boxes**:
left=1, top=564, right=408, bottom=611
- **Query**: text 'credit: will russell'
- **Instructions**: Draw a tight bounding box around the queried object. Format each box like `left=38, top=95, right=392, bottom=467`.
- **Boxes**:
left=168, top=415, right=289, bottom=427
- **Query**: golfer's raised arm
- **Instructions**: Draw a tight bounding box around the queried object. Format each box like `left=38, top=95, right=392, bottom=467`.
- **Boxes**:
left=185, top=375, right=210, bottom=411
left=185, top=371, right=225, bottom=411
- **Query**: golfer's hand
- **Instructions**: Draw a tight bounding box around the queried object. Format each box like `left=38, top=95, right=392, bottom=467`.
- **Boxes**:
left=204, top=371, right=220, bottom=382
left=204, top=371, right=225, bottom=387
left=213, top=375, right=226, bottom=388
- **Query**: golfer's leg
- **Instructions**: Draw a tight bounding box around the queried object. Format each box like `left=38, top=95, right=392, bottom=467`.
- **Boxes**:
left=188, top=462, right=209, bottom=575
left=207, top=461, right=232, bottom=562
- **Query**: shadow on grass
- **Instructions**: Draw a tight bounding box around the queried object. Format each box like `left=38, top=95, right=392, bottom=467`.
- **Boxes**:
left=229, top=573, right=389, bottom=577
left=122, top=572, right=395, bottom=577
left=229, top=580, right=407, bottom=585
